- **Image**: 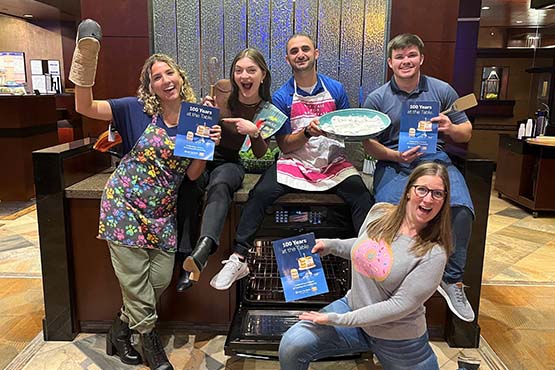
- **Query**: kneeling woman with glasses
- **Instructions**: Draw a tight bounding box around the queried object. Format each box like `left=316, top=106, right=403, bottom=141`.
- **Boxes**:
left=279, top=162, right=452, bottom=370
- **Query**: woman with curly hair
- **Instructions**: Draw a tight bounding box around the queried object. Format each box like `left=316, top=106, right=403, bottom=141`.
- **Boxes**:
left=70, top=20, right=221, bottom=370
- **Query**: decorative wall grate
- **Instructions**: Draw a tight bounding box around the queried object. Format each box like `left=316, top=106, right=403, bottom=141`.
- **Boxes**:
left=151, top=0, right=391, bottom=108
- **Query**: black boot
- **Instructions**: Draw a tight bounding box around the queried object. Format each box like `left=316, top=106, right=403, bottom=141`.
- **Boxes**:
left=141, top=330, right=173, bottom=370
left=183, top=236, right=216, bottom=281
left=175, top=269, right=192, bottom=292
left=105, top=314, right=142, bottom=365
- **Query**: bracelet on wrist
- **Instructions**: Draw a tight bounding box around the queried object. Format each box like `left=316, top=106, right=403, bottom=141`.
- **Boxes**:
left=303, top=126, right=312, bottom=139
left=251, top=129, right=260, bottom=139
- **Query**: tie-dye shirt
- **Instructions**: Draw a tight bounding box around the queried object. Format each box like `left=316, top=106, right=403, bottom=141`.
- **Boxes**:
left=321, top=203, right=447, bottom=340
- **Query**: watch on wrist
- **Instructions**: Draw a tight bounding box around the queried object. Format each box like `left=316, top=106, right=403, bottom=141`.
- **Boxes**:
left=303, top=126, right=312, bottom=138
left=251, top=129, right=260, bottom=139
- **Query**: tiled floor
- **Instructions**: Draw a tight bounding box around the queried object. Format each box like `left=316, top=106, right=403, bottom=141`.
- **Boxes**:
left=0, top=207, right=43, bottom=370
left=479, top=285, right=555, bottom=370
left=6, top=332, right=497, bottom=370
left=478, top=191, right=555, bottom=370
left=2, top=186, right=554, bottom=369
left=481, top=195, right=555, bottom=285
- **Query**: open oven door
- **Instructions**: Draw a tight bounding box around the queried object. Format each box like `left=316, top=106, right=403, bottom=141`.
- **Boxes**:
left=224, top=240, right=351, bottom=359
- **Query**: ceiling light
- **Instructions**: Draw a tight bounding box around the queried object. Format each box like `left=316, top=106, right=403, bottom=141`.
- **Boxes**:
left=23, top=14, right=33, bottom=18
left=482, top=6, right=491, bottom=10
left=516, top=20, right=523, bottom=23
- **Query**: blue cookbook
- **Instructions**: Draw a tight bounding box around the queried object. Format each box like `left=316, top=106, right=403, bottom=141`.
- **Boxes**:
left=174, top=102, right=220, bottom=160
left=272, top=232, right=329, bottom=302
left=398, top=101, right=439, bottom=154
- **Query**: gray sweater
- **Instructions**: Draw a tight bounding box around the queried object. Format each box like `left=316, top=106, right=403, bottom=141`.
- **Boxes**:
left=323, top=203, right=447, bottom=340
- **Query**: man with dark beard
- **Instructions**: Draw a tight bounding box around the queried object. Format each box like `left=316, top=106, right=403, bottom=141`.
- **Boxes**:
left=210, top=33, right=374, bottom=290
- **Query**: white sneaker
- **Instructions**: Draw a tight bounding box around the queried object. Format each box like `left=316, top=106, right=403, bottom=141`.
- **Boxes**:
left=210, top=254, right=249, bottom=290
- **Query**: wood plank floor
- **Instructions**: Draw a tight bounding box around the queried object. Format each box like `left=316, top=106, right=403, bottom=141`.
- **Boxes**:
left=479, top=185, right=555, bottom=370
left=479, top=285, right=555, bottom=370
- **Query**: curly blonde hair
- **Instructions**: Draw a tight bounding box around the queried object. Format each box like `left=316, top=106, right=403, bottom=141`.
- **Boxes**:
left=137, top=53, right=196, bottom=116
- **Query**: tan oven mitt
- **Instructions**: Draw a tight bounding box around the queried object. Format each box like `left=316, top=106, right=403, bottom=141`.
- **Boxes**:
left=69, top=19, right=102, bottom=87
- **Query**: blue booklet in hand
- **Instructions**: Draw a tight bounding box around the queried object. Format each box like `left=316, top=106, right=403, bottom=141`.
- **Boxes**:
left=398, top=101, right=439, bottom=154
left=174, top=102, right=220, bottom=160
left=240, top=101, right=288, bottom=152
left=272, top=232, right=329, bottom=302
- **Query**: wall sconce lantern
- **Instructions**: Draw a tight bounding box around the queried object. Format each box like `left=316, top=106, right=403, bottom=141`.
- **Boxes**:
left=482, top=68, right=500, bottom=100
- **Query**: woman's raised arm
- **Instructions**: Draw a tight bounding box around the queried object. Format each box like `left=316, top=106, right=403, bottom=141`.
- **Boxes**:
left=70, top=19, right=113, bottom=122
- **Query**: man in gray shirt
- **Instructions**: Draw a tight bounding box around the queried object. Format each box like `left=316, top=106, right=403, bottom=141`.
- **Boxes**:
left=363, top=33, right=475, bottom=323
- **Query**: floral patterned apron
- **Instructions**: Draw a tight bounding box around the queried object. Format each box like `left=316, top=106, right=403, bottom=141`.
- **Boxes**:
left=98, top=116, right=191, bottom=251
left=276, top=79, right=359, bottom=191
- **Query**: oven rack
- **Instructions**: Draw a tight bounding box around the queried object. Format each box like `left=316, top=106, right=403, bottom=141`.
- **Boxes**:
left=243, top=241, right=349, bottom=304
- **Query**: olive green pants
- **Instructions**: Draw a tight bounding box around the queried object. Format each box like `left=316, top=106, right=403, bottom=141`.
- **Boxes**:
left=108, top=241, right=175, bottom=334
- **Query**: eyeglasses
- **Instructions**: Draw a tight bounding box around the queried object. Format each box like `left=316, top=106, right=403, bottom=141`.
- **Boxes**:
left=412, top=185, right=447, bottom=200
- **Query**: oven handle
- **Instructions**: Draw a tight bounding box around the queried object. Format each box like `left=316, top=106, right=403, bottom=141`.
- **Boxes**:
left=235, top=353, right=279, bottom=361
left=233, top=351, right=370, bottom=362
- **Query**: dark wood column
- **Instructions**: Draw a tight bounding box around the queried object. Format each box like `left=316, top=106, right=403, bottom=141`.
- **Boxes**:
left=79, top=0, right=150, bottom=138
left=390, top=0, right=460, bottom=84
left=453, top=0, right=482, bottom=95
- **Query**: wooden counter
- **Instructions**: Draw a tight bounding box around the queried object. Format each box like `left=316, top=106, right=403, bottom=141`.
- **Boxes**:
left=495, top=134, right=555, bottom=216
left=34, top=140, right=493, bottom=348
left=0, top=95, right=60, bottom=200
left=62, top=172, right=363, bottom=335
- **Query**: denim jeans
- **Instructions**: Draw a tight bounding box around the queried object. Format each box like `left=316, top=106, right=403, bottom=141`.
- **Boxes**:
left=279, top=297, right=439, bottom=370
left=234, top=163, right=374, bottom=256
left=443, top=205, right=473, bottom=283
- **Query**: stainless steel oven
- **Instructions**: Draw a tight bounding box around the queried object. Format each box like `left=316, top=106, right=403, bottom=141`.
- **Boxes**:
left=224, top=199, right=358, bottom=359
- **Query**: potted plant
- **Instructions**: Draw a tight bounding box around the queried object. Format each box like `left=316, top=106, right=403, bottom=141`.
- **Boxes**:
left=240, top=146, right=280, bottom=174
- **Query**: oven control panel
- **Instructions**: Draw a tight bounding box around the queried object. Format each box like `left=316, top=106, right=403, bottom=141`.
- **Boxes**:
left=274, top=210, right=322, bottom=224
left=256, top=204, right=354, bottom=239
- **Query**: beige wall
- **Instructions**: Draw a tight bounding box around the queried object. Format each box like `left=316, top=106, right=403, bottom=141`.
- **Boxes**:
left=0, top=14, right=65, bottom=91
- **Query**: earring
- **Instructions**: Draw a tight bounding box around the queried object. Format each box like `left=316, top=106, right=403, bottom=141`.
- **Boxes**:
left=261, top=80, right=264, bottom=84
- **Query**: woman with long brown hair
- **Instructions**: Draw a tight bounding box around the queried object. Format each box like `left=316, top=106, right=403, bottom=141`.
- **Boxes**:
left=175, top=48, right=272, bottom=290
left=279, top=162, right=452, bottom=370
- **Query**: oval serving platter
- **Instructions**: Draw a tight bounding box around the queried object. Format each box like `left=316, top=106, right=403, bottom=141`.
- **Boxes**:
left=318, top=108, right=391, bottom=141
